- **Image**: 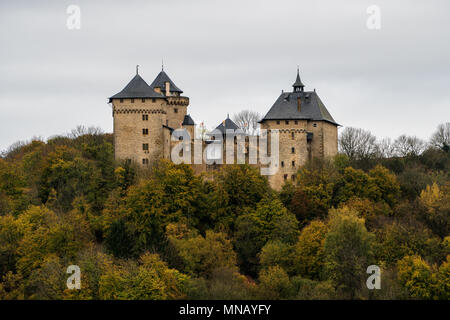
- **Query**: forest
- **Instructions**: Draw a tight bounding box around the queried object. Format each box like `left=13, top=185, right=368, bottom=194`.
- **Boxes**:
left=0, top=124, right=448, bottom=300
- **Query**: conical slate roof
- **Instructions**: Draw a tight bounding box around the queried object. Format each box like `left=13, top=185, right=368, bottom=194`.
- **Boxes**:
left=182, top=114, right=195, bottom=126
left=109, top=74, right=163, bottom=102
left=214, top=115, right=240, bottom=134
left=150, top=71, right=183, bottom=94
left=292, top=68, right=304, bottom=89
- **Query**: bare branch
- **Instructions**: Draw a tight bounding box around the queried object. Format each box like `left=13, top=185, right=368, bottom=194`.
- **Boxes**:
left=232, top=110, right=262, bottom=135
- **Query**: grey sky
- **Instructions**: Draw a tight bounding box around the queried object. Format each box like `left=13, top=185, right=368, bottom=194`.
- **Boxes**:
left=1, top=0, right=449, bottom=151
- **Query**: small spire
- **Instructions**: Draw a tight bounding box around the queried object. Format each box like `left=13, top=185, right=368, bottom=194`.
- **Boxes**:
left=136, top=64, right=139, bottom=75
left=161, top=59, right=164, bottom=71
left=293, top=66, right=305, bottom=92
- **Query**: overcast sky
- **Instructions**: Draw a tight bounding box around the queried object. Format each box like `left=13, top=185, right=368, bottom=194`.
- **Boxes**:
left=1, top=0, right=449, bottom=151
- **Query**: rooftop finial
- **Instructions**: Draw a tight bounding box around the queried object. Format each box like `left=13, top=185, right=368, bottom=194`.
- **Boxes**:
left=136, top=64, right=139, bottom=75
left=293, top=66, right=305, bottom=92
left=162, top=59, right=164, bottom=71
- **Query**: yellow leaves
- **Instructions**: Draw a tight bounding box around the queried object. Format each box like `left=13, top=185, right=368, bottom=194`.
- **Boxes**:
left=420, top=183, right=443, bottom=210
left=397, top=255, right=434, bottom=300
left=169, top=230, right=237, bottom=277
left=13, top=205, right=93, bottom=278
left=0, top=271, right=24, bottom=300
left=98, top=252, right=189, bottom=300
left=327, top=206, right=366, bottom=229
left=294, top=220, right=328, bottom=279
left=257, top=266, right=292, bottom=299
left=114, top=166, right=126, bottom=185
left=165, top=223, right=192, bottom=240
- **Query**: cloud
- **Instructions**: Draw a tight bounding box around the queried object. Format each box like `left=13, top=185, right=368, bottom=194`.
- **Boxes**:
left=1, top=0, right=449, bottom=150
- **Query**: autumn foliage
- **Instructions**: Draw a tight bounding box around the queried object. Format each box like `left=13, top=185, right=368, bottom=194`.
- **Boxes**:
left=0, top=125, right=448, bottom=300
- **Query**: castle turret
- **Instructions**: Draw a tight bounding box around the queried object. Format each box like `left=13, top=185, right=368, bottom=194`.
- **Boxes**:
left=109, top=66, right=189, bottom=166
left=150, top=68, right=189, bottom=129
left=259, top=68, right=339, bottom=189
left=182, top=114, right=196, bottom=139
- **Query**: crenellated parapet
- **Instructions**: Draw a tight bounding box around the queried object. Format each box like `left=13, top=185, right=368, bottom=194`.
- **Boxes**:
left=166, top=96, right=189, bottom=106
left=113, top=108, right=167, bottom=115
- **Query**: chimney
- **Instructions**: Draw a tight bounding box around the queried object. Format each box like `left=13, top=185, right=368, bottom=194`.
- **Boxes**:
left=165, top=81, right=170, bottom=96
left=297, top=97, right=301, bottom=112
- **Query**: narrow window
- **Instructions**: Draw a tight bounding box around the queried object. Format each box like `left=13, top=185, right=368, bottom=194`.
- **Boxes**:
left=291, top=132, right=295, bottom=139
left=292, top=160, right=295, bottom=167
left=142, top=98, right=145, bottom=103
left=281, top=161, right=284, bottom=167
left=283, top=174, right=288, bottom=180
left=285, top=120, right=289, bottom=125
left=142, top=114, right=148, bottom=121
left=152, top=98, right=156, bottom=103
left=291, top=174, right=296, bottom=181
left=143, top=143, right=149, bottom=151
left=131, top=99, right=135, bottom=103
left=313, top=123, right=317, bottom=127
left=276, top=121, right=280, bottom=125
left=119, top=99, right=124, bottom=103
left=291, top=147, right=295, bottom=154
left=142, top=158, right=149, bottom=165
left=143, top=128, right=148, bottom=135
left=295, top=120, right=298, bottom=125
left=174, top=108, right=178, bottom=113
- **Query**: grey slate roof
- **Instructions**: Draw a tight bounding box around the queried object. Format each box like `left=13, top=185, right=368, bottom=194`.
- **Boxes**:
left=182, top=114, right=195, bottom=126
left=292, top=70, right=304, bottom=88
left=213, top=116, right=240, bottom=134
left=150, top=71, right=183, bottom=94
left=109, top=74, right=163, bottom=102
left=261, top=90, right=339, bottom=125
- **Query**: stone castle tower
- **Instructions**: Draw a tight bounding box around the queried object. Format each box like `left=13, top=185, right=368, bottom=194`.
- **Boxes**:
left=259, top=68, right=339, bottom=188
left=109, top=67, right=194, bottom=166
left=109, top=66, right=339, bottom=190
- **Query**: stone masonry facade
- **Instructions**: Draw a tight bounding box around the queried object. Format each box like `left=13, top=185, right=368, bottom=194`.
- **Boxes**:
left=109, top=67, right=339, bottom=190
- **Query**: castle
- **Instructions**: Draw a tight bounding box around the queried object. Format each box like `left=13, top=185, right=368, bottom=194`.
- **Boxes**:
left=109, top=66, right=339, bottom=190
